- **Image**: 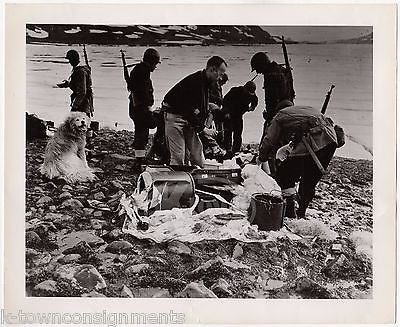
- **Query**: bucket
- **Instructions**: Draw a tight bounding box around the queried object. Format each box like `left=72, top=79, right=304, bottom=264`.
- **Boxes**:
left=247, top=193, right=285, bottom=231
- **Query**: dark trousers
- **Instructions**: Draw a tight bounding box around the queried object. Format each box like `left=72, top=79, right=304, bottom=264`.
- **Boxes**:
left=130, top=103, right=153, bottom=153
left=224, top=116, right=243, bottom=153
left=275, top=143, right=336, bottom=214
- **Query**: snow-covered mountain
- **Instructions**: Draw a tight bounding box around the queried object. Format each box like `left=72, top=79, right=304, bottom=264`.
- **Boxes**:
left=26, top=24, right=277, bottom=45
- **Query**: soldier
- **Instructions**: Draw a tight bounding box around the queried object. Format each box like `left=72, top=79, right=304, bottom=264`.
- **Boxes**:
left=127, top=48, right=161, bottom=166
left=250, top=52, right=294, bottom=128
left=163, top=56, right=227, bottom=167
left=57, top=49, right=94, bottom=117
left=258, top=102, right=338, bottom=219
left=222, top=81, right=258, bottom=154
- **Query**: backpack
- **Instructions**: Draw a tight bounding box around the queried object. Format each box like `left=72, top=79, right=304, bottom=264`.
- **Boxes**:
left=26, top=113, right=47, bottom=140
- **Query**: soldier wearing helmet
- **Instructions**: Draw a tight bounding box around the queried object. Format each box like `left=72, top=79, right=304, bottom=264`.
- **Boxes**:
left=250, top=51, right=294, bottom=127
left=57, top=49, right=94, bottom=117
left=127, top=48, right=161, bottom=166
left=222, top=80, right=258, bottom=154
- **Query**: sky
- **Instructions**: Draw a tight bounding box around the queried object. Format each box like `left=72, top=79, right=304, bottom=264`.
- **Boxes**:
left=262, top=26, right=372, bottom=42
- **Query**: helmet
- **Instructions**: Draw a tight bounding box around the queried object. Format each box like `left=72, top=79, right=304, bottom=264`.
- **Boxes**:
left=65, top=49, right=80, bottom=61
left=143, top=48, right=161, bottom=65
left=244, top=81, right=256, bottom=94
left=250, top=52, right=270, bottom=72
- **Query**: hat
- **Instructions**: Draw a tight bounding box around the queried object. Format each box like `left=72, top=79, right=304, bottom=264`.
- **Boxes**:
left=65, top=49, right=79, bottom=61
left=143, top=48, right=161, bottom=64
left=244, top=81, right=256, bottom=95
left=250, top=52, right=270, bottom=72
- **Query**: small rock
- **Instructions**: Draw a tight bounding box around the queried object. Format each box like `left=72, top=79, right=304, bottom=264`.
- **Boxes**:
left=59, top=192, right=72, bottom=200
left=111, top=181, right=124, bottom=190
left=114, top=254, right=128, bottom=263
left=34, top=186, right=44, bottom=192
left=26, top=231, right=41, bottom=247
left=106, top=240, right=133, bottom=254
left=190, top=256, right=224, bottom=275
left=265, top=279, right=285, bottom=290
left=115, top=164, right=125, bottom=171
left=49, top=205, right=57, bottom=211
left=167, top=240, right=191, bottom=255
left=32, top=253, right=52, bottom=266
left=81, top=290, right=106, bottom=298
left=147, top=256, right=167, bottom=265
left=180, top=282, right=217, bottom=298
left=211, top=278, right=232, bottom=296
left=62, top=185, right=73, bottom=192
left=131, top=287, right=171, bottom=298
left=61, top=199, right=84, bottom=210
left=58, top=254, right=82, bottom=264
left=91, top=219, right=106, bottom=230
left=54, top=264, right=106, bottom=291
left=121, top=285, right=134, bottom=298
left=93, top=211, right=103, bottom=218
left=37, top=195, right=52, bottom=205
left=232, top=243, right=243, bottom=259
left=62, top=241, right=93, bottom=256
left=83, top=208, right=95, bottom=216
left=93, top=192, right=106, bottom=201
left=322, top=254, right=357, bottom=279
left=59, top=231, right=105, bottom=252
left=44, top=213, right=74, bottom=225
left=104, top=228, right=123, bottom=241
left=295, top=277, right=332, bottom=299
left=45, top=182, right=57, bottom=190
left=34, top=280, right=58, bottom=294
left=125, top=264, right=150, bottom=275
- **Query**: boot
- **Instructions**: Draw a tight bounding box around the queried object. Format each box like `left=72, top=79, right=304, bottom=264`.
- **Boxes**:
left=284, top=195, right=297, bottom=218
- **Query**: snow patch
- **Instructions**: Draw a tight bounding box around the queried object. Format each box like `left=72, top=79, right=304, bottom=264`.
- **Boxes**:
left=125, top=34, right=141, bottom=39
left=89, top=29, right=108, bottom=34
left=349, top=230, right=372, bottom=261
left=285, top=218, right=339, bottom=241
left=26, top=27, right=49, bottom=39
left=64, top=27, right=81, bottom=34
left=112, top=31, right=124, bottom=35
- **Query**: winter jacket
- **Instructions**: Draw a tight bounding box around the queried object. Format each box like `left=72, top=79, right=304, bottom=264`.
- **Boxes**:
left=222, top=86, right=258, bottom=117
left=128, top=61, right=154, bottom=109
left=259, top=105, right=338, bottom=162
left=262, top=61, right=294, bottom=122
left=163, top=70, right=210, bottom=133
left=69, top=65, right=93, bottom=115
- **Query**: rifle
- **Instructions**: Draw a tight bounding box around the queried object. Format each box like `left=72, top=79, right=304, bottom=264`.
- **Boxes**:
left=321, top=84, right=335, bottom=114
left=272, top=35, right=295, bottom=101
left=83, top=44, right=90, bottom=68
left=120, top=49, right=130, bottom=91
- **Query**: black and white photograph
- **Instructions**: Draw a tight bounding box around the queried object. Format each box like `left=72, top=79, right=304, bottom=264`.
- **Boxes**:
left=3, top=3, right=396, bottom=325
left=25, top=23, right=374, bottom=299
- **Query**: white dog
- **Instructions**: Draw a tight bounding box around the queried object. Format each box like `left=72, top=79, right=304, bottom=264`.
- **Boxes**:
left=40, top=112, right=96, bottom=183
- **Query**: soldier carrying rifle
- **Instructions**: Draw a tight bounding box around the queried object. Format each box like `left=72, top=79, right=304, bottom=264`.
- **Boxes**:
left=57, top=45, right=94, bottom=118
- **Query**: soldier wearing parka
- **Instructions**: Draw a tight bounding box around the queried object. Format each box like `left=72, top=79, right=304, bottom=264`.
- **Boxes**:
left=259, top=102, right=338, bottom=219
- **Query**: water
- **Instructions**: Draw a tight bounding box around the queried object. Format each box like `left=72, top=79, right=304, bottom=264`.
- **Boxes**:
left=26, top=43, right=372, bottom=159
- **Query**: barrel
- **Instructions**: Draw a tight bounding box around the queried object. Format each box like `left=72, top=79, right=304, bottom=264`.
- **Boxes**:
left=247, top=193, right=285, bottom=231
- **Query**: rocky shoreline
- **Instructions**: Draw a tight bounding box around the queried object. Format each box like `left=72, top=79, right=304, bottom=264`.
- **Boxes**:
left=26, top=129, right=373, bottom=299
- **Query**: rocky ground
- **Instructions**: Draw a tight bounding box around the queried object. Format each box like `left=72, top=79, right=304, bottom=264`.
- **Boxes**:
left=26, top=129, right=373, bottom=299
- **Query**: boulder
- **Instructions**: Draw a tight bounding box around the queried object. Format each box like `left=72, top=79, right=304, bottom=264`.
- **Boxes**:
left=60, top=199, right=84, bottom=210
left=54, top=264, right=107, bottom=291
left=91, top=219, right=107, bottom=230
left=58, top=254, right=82, bottom=264
left=125, top=264, right=150, bottom=275
left=34, top=280, right=58, bottom=294
left=167, top=240, right=191, bottom=255
left=59, top=231, right=105, bottom=253
left=62, top=241, right=93, bottom=256
left=83, top=208, right=95, bottom=216
left=121, top=285, right=134, bottom=298
left=37, top=196, right=52, bottom=205
left=59, top=192, right=72, bottom=200
left=211, top=278, right=232, bottom=296
left=44, top=213, right=74, bottom=225
left=180, top=282, right=218, bottom=298
left=93, top=192, right=106, bottom=201
left=26, top=231, right=41, bottom=247
left=106, top=240, right=133, bottom=254
left=295, top=277, right=332, bottom=299
left=32, top=253, right=52, bottom=266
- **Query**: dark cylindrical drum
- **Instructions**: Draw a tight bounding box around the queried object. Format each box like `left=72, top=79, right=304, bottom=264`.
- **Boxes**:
left=247, top=193, right=285, bottom=231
